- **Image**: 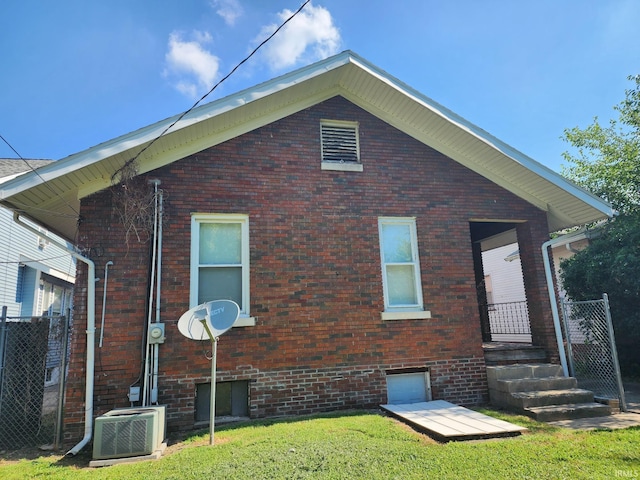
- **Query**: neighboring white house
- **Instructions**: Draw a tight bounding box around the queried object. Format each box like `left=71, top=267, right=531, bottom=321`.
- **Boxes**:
left=482, top=239, right=591, bottom=302
left=482, top=243, right=526, bottom=305
left=550, top=236, right=591, bottom=300
left=481, top=243, right=530, bottom=342
left=482, top=237, right=591, bottom=343
left=0, top=159, right=76, bottom=386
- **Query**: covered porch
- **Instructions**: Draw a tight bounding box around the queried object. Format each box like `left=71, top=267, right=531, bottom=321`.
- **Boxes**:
left=469, top=219, right=558, bottom=365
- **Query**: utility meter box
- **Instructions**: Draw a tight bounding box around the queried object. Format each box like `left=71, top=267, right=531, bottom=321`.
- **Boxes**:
left=148, top=323, right=165, bottom=344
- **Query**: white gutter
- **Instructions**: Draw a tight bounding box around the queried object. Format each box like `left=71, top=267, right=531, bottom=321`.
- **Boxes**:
left=12, top=213, right=96, bottom=455
left=541, top=230, right=589, bottom=377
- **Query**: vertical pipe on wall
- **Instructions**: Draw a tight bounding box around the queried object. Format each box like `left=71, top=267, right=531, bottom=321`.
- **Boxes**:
left=152, top=188, right=163, bottom=403
left=99, top=261, right=113, bottom=348
left=143, top=180, right=162, bottom=406
left=12, top=213, right=96, bottom=456
left=541, top=231, right=587, bottom=377
left=155, top=188, right=163, bottom=325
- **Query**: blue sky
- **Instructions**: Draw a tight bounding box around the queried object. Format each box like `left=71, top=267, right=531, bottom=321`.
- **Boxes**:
left=1, top=0, right=639, bottom=172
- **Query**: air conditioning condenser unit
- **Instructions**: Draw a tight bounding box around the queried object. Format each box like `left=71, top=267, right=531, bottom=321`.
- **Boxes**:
left=92, top=406, right=166, bottom=461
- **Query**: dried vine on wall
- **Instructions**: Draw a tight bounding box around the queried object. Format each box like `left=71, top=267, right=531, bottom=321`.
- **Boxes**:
left=111, top=160, right=157, bottom=248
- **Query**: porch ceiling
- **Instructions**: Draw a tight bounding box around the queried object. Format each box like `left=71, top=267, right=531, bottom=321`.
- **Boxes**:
left=0, top=51, right=613, bottom=241
left=470, top=223, right=519, bottom=251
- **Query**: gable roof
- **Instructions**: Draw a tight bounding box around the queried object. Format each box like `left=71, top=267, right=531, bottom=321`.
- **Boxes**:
left=0, top=158, right=53, bottom=182
left=0, top=51, right=613, bottom=241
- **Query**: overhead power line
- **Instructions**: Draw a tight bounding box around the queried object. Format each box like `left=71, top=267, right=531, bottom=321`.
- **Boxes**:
left=0, top=133, right=81, bottom=218
left=117, top=0, right=311, bottom=176
left=3, top=0, right=311, bottom=224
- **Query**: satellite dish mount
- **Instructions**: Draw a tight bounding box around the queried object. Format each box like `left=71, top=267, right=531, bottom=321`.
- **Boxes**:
left=177, top=300, right=240, bottom=445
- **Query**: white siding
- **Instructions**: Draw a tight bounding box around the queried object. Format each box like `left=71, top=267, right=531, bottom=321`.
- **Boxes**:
left=482, top=243, right=530, bottom=342
left=552, top=238, right=589, bottom=300
left=0, top=206, right=76, bottom=318
left=481, top=243, right=526, bottom=304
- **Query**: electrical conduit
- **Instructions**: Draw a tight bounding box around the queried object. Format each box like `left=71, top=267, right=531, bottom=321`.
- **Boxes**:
left=99, top=261, right=113, bottom=348
left=143, top=179, right=162, bottom=406
left=152, top=186, right=163, bottom=404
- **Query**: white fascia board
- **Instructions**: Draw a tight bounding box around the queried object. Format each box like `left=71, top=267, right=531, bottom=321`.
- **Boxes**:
left=78, top=87, right=344, bottom=199
left=2, top=52, right=356, bottom=202
left=142, top=50, right=353, bottom=137
left=345, top=53, right=615, bottom=220
left=0, top=49, right=614, bottom=226
left=0, top=172, right=29, bottom=184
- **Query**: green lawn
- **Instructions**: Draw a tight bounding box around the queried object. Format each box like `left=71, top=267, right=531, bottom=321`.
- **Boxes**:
left=1, top=409, right=638, bottom=479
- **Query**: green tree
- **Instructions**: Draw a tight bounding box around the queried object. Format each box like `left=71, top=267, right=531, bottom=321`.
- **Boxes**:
left=561, top=75, right=640, bottom=215
left=560, top=75, right=640, bottom=375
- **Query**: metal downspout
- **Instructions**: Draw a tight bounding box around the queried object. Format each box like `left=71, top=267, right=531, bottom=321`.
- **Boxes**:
left=541, top=232, right=586, bottom=377
left=12, top=213, right=96, bottom=455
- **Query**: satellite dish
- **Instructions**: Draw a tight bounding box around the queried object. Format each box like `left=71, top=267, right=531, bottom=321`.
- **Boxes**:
left=176, top=300, right=241, bottom=446
left=177, top=300, right=240, bottom=340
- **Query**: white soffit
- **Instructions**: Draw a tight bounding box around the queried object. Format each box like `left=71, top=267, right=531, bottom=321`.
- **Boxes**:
left=0, top=51, right=613, bottom=240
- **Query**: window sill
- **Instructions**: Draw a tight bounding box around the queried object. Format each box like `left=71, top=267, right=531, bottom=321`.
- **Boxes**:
left=381, top=311, right=431, bottom=321
left=234, top=316, right=256, bottom=327
left=321, top=161, right=363, bottom=172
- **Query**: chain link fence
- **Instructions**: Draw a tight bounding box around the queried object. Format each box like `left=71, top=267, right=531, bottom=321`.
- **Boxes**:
left=0, top=307, right=70, bottom=451
left=561, top=294, right=627, bottom=411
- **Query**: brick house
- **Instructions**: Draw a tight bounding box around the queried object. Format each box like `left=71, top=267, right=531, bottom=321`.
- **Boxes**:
left=0, top=51, right=613, bottom=448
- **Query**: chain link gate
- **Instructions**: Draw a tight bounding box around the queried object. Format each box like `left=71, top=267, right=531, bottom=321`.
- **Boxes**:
left=561, top=294, right=627, bottom=411
left=0, top=307, right=70, bottom=451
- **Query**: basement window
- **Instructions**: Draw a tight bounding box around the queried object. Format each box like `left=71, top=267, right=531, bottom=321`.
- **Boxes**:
left=320, top=120, right=363, bottom=172
left=195, top=380, right=249, bottom=422
left=385, top=368, right=431, bottom=404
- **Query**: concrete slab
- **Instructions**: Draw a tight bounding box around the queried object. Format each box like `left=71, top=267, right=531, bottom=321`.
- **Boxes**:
left=89, top=443, right=167, bottom=468
left=623, top=381, right=640, bottom=413
left=549, top=412, right=640, bottom=430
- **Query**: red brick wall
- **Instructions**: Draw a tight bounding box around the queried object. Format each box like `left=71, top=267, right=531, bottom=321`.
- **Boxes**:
left=517, top=220, right=560, bottom=363
left=63, top=96, right=551, bottom=443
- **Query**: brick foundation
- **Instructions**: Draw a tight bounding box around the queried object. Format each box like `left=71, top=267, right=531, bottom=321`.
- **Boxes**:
left=159, top=355, right=488, bottom=432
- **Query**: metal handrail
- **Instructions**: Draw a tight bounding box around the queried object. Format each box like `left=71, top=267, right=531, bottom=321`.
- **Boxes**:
left=480, top=300, right=531, bottom=336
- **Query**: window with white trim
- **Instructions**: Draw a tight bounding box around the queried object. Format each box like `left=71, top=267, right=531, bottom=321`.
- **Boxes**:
left=320, top=119, right=363, bottom=172
left=191, top=214, right=251, bottom=319
left=378, top=217, right=426, bottom=317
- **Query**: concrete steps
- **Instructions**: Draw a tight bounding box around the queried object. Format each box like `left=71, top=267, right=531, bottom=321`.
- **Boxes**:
left=526, top=403, right=612, bottom=422
left=483, top=343, right=547, bottom=366
left=509, top=388, right=595, bottom=409
left=487, top=364, right=611, bottom=421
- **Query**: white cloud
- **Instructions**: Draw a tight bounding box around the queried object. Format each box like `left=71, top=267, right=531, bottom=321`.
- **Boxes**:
left=212, top=0, right=243, bottom=26
left=164, top=31, right=220, bottom=98
left=256, top=3, right=341, bottom=71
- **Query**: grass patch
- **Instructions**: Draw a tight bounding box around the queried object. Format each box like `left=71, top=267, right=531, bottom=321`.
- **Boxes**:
left=1, top=409, right=638, bottom=479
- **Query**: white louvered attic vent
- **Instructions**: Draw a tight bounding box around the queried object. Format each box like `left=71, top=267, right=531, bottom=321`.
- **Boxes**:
left=321, top=120, right=362, bottom=171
